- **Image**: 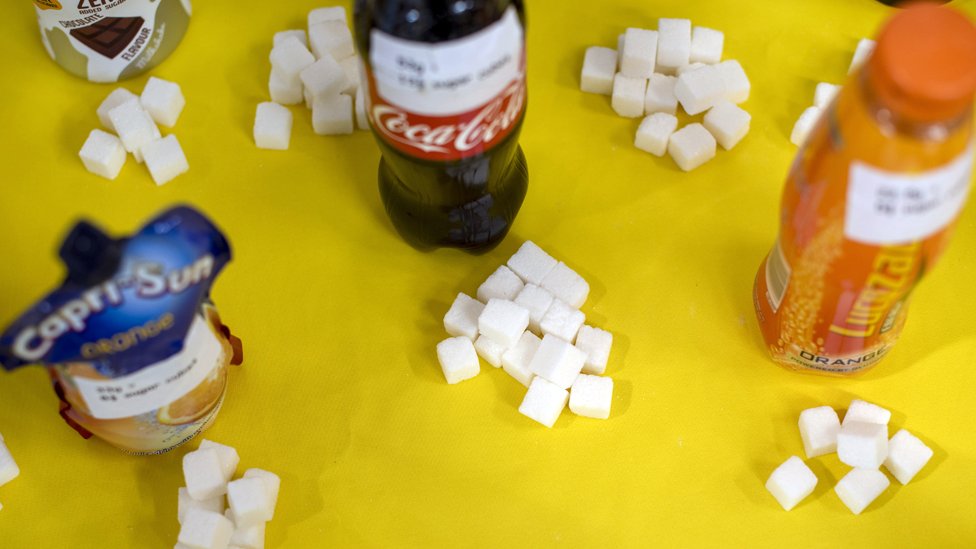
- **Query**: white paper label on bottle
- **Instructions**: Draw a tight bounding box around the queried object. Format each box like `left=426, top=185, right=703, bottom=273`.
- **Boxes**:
left=72, top=317, right=222, bottom=420
left=845, top=146, right=974, bottom=245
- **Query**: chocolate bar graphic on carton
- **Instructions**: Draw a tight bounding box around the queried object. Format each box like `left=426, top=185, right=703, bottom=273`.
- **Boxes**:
left=69, top=16, right=145, bottom=59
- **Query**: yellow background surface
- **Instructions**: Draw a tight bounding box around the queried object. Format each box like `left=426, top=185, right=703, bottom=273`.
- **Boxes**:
left=2, top=0, right=976, bottom=546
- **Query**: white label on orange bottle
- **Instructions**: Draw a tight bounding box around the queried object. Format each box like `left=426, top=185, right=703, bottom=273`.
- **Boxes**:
left=72, top=317, right=221, bottom=420
left=845, top=146, right=974, bottom=245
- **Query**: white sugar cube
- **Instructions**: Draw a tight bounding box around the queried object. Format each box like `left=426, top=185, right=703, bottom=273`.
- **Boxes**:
left=97, top=87, right=138, bottom=130
left=355, top=86, right=369, bottom=130
left=690, top=26, right=723, bottom=64
left=634, top=112, right=678, bottom=156
left=225, top=509, right=265, bottom=549
left=274, top=29, right=307, bottom=47
left=142, top=135, right=189, bottom=186
left=518, top=376, right=569, bottom=428
left=837, top=421, right=888, bottom=469
left=507, top=240, right=558, bottom=285
left=884, top=429, right=933, bottom=485
left=304, top=86, right=315, bottom=110
left=436, top=336, right=480, bottom=384
left=309, top=6, right=347, bottom=26
left=478, top=299, right=530, bottom=349
left=539, top=299, right=585, bottom=343
left=178, top=487, right=224, bottom=524
left=673, top=64, right=725, bottom=115
left=657, top=18, right=692, bottom=68
left=178, top=508, right=234, bottom=549
left=227, top=477, right=273, bottom=528
left=620, top=28, right=657, bottom=78
left=269, top=67, right=303, bottom=106
left=309, top=21, right=355, bottom=61
left=703, top=101, right=750, bottom=150
left=611, top=73, right=647, bottom=118
left=79, top=129, right=126, bottom=180
left=716, top=60, right=750, bottom=104
left=198, top=440, right=239, bottom=482
left=580, top=46, right=617, bottom=95
left=312, top=94, right=354, bottom=135
left=254, top=102, right=293, bottom=150
left=765, top=456, right=817, bottom=511
left=569, top=374, right=613, bottom=419
left=814, top=82, right=840, bottom=109
left=501, top=331, right=541, bottom=387
left=443, top=292, right=485, bottom=340
left=540, top=262, right=589, bottom=309
left=140, top=76, right=185, bottom=127
left=790, top=106, right=822, bottom=147
left=798, top=406, right=841, bottom=458
left=108, top=99, right=161, bottom=160
left=242, top=468, right=281, bottom=520
left=668, top=123, right=716, bottom=172
left=528, top=334, right=586, bottom=389
left=644, top=74, right=678, bottom=115
left=676, top=62, right=706, bottom=76
left=301, top=56, right=350, bottom=104
left=0, top=438, right=19, bottom=487
left=616, top=34, right=625, bottom=68
left=576, top=325, right=612, bottom=375
left=474, top=335, right=507, bottom=368
left=477, top=265, right=525, bottom=303
left=848, top=38, right=876, bottom=74
left=843, top=399, right=891, bottom=426
left=513, top=283, right=554, bottom=333
left=834, top=468, right=889, bottom=514
left=183, top=448, right=228, bottom=501
left=269, top=37, right=316, bottom=80
left=339, top=55, right=361, bottom=94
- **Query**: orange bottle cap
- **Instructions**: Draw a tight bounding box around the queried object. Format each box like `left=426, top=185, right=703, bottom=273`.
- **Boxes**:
left=869, top=2, right=976, bottom=122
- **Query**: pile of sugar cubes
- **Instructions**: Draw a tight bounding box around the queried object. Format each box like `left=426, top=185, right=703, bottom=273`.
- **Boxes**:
left=790, top=38, right=875, bottom=146
left=580, top=18, right=751, bottom=171
left=177, top=439, right=280, bottom=549
left=80, top=76, right=189, bottom=185
left=254, top=6, right=368, bottom=151
left=436, top=241, right=616, bottom=428
left=0, top=433, right=20, bottom=512
left=766, top=398, right=934, bottom=514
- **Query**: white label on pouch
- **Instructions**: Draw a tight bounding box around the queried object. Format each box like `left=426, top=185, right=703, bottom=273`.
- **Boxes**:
left=369, top=6, right=523, bottom=117
left=845, top=146, right=974, bottom=245
left=73, top=317, right=222, bottom=420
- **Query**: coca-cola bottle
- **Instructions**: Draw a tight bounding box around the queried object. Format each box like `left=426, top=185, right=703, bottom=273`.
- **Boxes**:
left=354, top=0, right=528, bottom=252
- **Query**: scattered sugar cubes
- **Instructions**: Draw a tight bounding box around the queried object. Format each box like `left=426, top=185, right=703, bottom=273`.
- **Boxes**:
left=834, top=468, right=889, bottom=515
left=611, top=73, right=647, bottom=118
left=339, top=55, right=361, bottom=94
left=177, top=487, right=223, bottom=524
left=843, top=399, right=891, bottom=426
left=668, top=123, right=716, bottom=172
left=690, top=26, right=723, bottom=64
left=0, top=435, right=19, bottom=488
left=883, top=430, right=933, bottom=485
left=514, top=284, right=555, bottom=333
left=478, top=265, right=525, bottom=303
left=501, top=331, right=541, bottom=387
left=790, top=106, right=821, bottom=147
left=270, top=67, right=304, bottom=105
left=178, top=508, right=235, bottom=549
left=443, top=293, right=485, bottom=340
left=226, top=511, right=266, bottom=549
left=673, top=64, right=725, bottom=115
left=656, top=18, right=692, bottom=69
left=308, top=6, right=346, bottom=26
left=569, top=374, right=613, bottom=419
left=242, top=468, right=281, bottom=520
left=227, top=477, right=274, bottom=528
left=301, top=55, right=350, bottom=104
left=475, top=335, right=507, bottom=367
left=644, top=74, right=678, bottom=115
left=539, top=299, right=585, bottom=343
left=798, top=406, right=841, bottom=458
left=108, top=98, right=160, bottom=161
left=309, top=20, right=355, bottom=61
left=254, top=102, right=293, bottom=150
left=507, top=240, right=558, bottom=285
left=199, top=439, right=240, bottom=482
left=274, top=29, right=307, bottom=47
left=635, top=112, right=678, bottom=156
left=540, top=262, right=589, bottom=309
left=528, top=334, right=586, bottom=389
left=703, top=101, right=750, bottom=150
left=580, top=46, right=617, bottom=95
left=620, top=28, right=658, bottom=78
left=436, top=336, right=480, bottom=384
left=837, top=420, right=888, bottom=469
left=519, top=376, right=570, bottom=428
left=848, top=38, right=876, bottom=74
left=140, top=77, right=185, bottom=127
left=814, top=82, right=840, bottom=109
left=312, top=94, right=354, bottom=135
left=675, top=62, right=706, bottom=76
left=478, top=299, right=530, bottom=348
left=79, top=129, right=127, bottom=180
left=716, top=60, right=750, bottom=104
left=142, top=135, right=189, bottom=186
left=184, top=448, right=229, bottom=501
left=97, top=87, right=138, bottom=131
left=765, top=456, right=817, bottom=511
left=576, top=325, right=613, bottom=375
left=270, top=37, right=316, bottom=81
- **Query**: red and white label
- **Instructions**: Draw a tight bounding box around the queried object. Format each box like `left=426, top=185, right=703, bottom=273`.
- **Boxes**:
left=365, top=6, right=526, bottom=162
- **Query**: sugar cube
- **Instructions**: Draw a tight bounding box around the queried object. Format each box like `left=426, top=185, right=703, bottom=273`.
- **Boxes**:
left=178, top=508, right=234, bottom=549
left=79, top=129, right=127, bottom=180
left=474, top=334, right=507, bottom=368
left=242, top=468, right=281, bottom=520
left=676, top=62, right=706, bottom=76
left=673, top=64, right=725, bottom=115
left=798, top=406, right=841, bottom=458
left=575, top=325, right=613, bottom=375
left=611, top=73, right=647, bottom=118
left=616, top=34, right=625, bottom=68
left=513, top=283, right=554, bottom=333
left=644, top=74, right=678, bottom=115
left=97, top=87, right=138, bottom=130
left=569, top=374, right=613, bottom=419
left=183, top=448, right=228, bottom=501
left=814, top=82, right=840, bottom=109
left=436, top=336, right=480, bottom=384
left=269, top=38, right=316, bottom=81
left=580, top=46, right=617, bottom=95
left=478, top=299, right=530, bottom=349
left=477, top=265, right=525, bottom=303
left=443, top=293, right=485, bottom=340
left=703, top=101, right=750, bottom=150
left=301, top=55, right=350, bottom=104
left=108, top=98, right=161, bottom=159
left=518, top=376, right=569, bottom=428
left=309, top=6, right=347, bottom=27
left=507, top=241, right=558, bottom=285
left=309, top=21, right=355, bottom=61
left=620, top=28, right=657, bottom=78
left=790, top=106, right=822, bottom=147
left=848, top=38, right=876, bottom=74
left=0, top=437, right=19, bottom=487
left=274, top=29, right=307, bottom=47
left=540, top=262, right=589, bottom=309
left=837, top=421, right=888, bottom=469
left=690, top=26, right=724, bottom=64
left=339, top=55, right=361, bottom=94
left=140, top=76, right=185, bottom=127
left=834, top=468, right=889, bottom=514
left=227, top=477, right=273, bottom=528
left=225, top=509, right=265, bottom=549
left=198, top=440, right=239, bottom=482
left=355, top=86, right=369, bottom=130
left=668, top=123, right=716, bottom=172
left=634, top=112, right=678, bottom=157
left=178, top=487, right=224, bottom=524
left=253, top=102, right=293, bottom=150
left=501, top=331, right=541, bottom=387
left=539, top=299, right=585, bottom=343
left=528, top=334, right=586, bottom=389
left=765, top=456, right=817, bottom=511
left=142, top=135, right=189, bottom=186
left=312, top=94, right=354, bottom=135
left=269, top=67, right=303, bottom=106
left=657, top=18, right=692, bottom=68
left=715, top=60, right=750, bottom=104
left=883, top=429, right=934, bottom=485
left=843, top=399, right=891, bottom=426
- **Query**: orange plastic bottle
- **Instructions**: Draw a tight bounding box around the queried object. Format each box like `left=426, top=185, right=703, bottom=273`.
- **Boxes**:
left=753, top=3, right=976, bottom=375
